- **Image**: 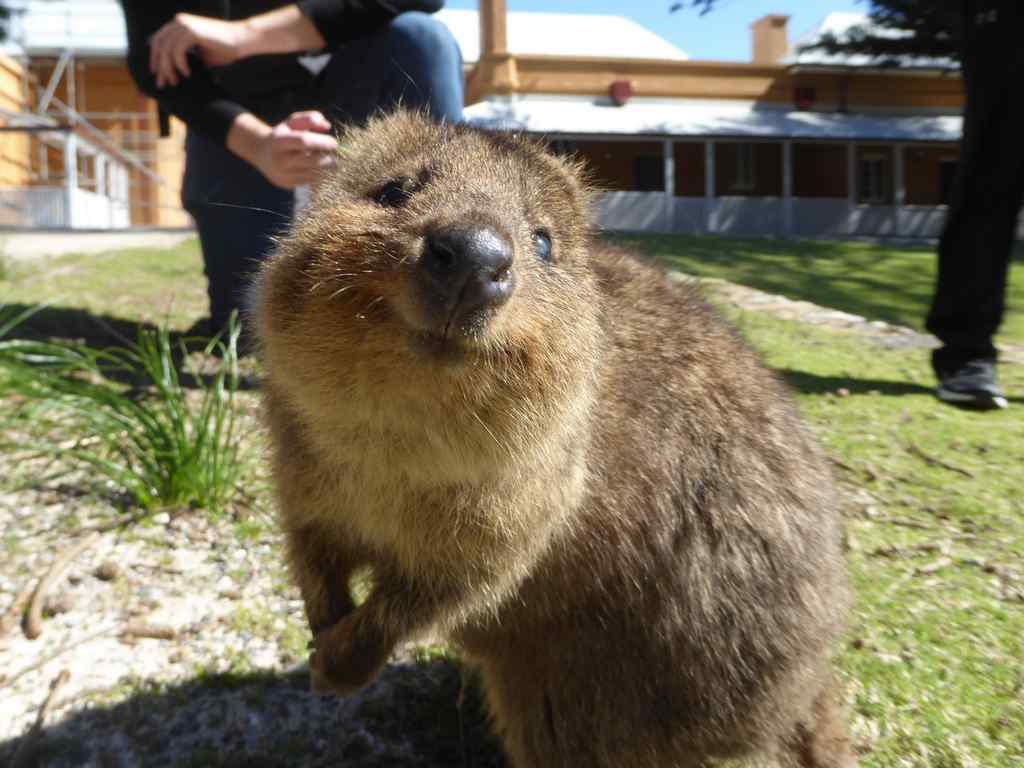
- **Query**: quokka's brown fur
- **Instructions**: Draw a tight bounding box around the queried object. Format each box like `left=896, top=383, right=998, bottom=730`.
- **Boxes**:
left=252, top=110, right=856, bottom=768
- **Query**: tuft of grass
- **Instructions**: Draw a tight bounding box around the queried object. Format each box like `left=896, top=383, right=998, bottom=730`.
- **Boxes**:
left=0, top=311, right=245, bottom=513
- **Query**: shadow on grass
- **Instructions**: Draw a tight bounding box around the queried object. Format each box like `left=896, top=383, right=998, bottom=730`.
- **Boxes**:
left=3, top=303, right=189, bottom=350
left=777, top=368, right=934, bottom=398
left=0, top=659, right=506, bottom=768
left=609, top=233, right=940, bottom=331
left=1, top=303, right=255, bottom=390
left=779, top=367, right=1024, bottom=406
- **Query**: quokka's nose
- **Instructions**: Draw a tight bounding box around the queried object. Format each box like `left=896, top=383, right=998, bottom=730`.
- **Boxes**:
left=419, top=226, right=515, bottom=324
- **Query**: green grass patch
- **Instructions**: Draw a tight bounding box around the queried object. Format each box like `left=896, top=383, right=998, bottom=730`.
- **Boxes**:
left=724, top=305, right=1024, bottom=767
left=1, top=234, right=1021, bottom=765
left=612, top=233, right=1024, bottom=346
left=0, top=239, right=206, bottom=331
left=0, top=313, right=246, bottom=513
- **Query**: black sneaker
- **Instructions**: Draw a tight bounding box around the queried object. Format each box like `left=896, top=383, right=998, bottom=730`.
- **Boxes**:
left=936, top=360, right=1008, bottom=410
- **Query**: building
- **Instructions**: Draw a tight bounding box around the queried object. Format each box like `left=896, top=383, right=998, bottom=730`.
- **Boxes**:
left=464, top=2, right=980, bottom=240
left=0, top=0, right=1004, bottom=240
left=0, top=0, right=188, bottom=228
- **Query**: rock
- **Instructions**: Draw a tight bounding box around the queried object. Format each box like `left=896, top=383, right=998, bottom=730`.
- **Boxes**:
left=44, top=591, right=76, bottom=616
left=95, top=561, right=122, bottom=582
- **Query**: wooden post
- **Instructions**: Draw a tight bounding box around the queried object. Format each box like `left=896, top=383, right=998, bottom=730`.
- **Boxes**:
left=473, top=0, right=518, bottom=98
left=480, top=0, right=508, bottom=56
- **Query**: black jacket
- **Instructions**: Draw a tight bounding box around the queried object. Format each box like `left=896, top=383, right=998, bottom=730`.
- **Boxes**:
left=121, top=1, right=444, bottom=143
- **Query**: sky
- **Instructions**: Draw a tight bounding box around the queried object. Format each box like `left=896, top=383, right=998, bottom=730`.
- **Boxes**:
left=444, top=0, right=869, bottom=61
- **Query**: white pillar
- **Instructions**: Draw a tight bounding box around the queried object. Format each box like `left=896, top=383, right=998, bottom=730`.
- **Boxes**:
left=95, top=154, right=106, bottom=197
left=63, top=131, right=78, bottom=229
left=116, top=164, right=129, bottom=227
left=782, top=140, right=793, bottom=237
left=663, top=139, right=675, bottom=233
left=704, top=140, right=715, bottom=233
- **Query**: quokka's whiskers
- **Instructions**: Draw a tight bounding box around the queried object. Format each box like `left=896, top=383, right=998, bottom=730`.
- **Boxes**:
left=206, top=201, right=293, bottom=220
left=328, top=285, right=357, bottom=301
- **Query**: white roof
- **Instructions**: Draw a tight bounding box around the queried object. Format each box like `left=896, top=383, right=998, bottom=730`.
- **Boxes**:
left=464, top=95, right=963, bottom=143
left=3, top=2, right=688, bottom=63
left=435, top=9, right=688, bottom=64
left=5, top=0, right=127, bottom=57
left=786, top=12, right=956, bottom=70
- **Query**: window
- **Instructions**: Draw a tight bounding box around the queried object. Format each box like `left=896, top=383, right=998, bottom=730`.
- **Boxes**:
left=859, top=153, right=889, bottom=204
left=633, top=155, right=665, bottom=192
left=730, top=144, right=755, bottom=192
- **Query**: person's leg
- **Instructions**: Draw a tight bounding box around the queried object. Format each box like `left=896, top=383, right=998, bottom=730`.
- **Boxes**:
left=925, top=76, right=1024, bottom=408
left=314, top=11, right=464, bottom=125
left=181, top=130, right=295, bottom=333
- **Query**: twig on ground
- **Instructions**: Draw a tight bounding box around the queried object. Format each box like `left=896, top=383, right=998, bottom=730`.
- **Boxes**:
left=10, top=669, right=71, bottom=768
left=872, top=516, right=933, bottom=530
left=119, top=622, right=177, bottom=641
left=24, top=532, right=101, bottom=639
left=0, top=583, right=35, bottom=638
left=906, top=443, right=975, bottom=478
left=870, top=542, right=947, bottom=558
left=69, top=511, right=142, bottom=536
left=829, top=457, right=858, bottom=476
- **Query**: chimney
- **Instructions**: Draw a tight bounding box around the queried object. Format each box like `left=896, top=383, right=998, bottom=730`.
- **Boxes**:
left=480, top=0, right=508, bottom=59
left=751, top=14, right=789, bottom=64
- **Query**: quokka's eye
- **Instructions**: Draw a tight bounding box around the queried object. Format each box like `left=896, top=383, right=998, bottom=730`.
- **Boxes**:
left=532, top=230, right=553, bottom=262
left=372, top=177, right=418, bottom=207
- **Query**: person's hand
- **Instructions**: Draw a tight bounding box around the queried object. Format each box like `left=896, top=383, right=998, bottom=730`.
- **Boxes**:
left=149, top=13, right=254, bottom=88
left=253, top=111, right=338, bottom=190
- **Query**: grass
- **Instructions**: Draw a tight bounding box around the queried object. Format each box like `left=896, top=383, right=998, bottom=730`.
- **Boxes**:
left=612, top=233, right=1024, bottom=346
left=1, top=235, right=1022, bottom=766
left=722, top=306, right=1024, bottom=767
left=0, top=237, right=207, bottom=330
left=0, top=309, right=246, bottom=513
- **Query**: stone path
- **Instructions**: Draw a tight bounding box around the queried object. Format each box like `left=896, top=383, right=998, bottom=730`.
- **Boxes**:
left=1, top=229, right=195, bottom=262
left=694, top=275, right=1024, bottom=365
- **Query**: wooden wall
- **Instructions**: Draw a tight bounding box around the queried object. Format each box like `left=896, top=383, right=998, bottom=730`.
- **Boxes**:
left=473, top=54, right=964, bottom=113
left=28, top=57, right=190, bottom=227
left=0, top=55, right=32, bottom=187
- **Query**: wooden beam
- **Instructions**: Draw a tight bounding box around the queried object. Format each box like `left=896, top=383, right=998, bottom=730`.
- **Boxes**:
left=469, top=54, right=963, bottom=108
left=479, top=0, right=508, bottom=57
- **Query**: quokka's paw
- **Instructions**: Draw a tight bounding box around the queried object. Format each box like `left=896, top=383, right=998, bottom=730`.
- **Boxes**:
left=307, top=616, right=391, bottom=697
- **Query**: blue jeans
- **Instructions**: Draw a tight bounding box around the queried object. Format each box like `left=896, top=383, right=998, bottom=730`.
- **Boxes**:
left=181, top=12, right=463, bottom=330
